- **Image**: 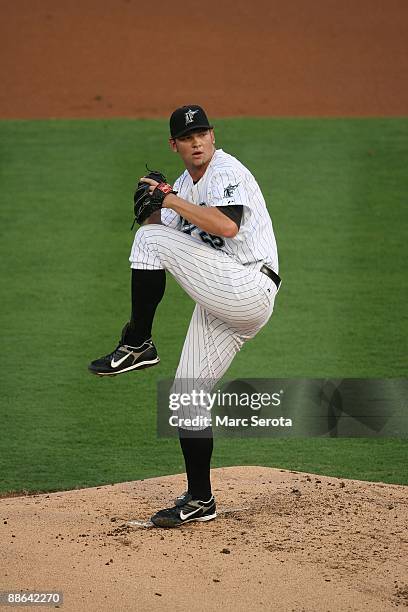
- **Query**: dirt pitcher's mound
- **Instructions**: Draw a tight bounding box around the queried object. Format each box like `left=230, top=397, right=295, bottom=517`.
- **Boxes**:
left=1, top=467, right=407, bottom=611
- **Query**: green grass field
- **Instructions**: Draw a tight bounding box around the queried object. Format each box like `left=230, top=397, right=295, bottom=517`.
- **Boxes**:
left=0, top=118, right=407, bottom=492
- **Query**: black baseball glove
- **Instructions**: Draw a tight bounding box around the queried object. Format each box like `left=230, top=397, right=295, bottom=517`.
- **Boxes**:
left=132, top=169, right=175, bottom=227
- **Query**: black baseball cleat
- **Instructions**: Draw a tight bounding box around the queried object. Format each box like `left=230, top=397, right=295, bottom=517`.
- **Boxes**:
left=88, top=338, right=160, bottom=376
left=151, top=495, right=216, bottom=528
left=174, top=490, right=193, bottom=507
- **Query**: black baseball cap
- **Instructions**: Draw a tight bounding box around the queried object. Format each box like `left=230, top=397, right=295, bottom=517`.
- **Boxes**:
left=170, top=105, right=213, bottom=139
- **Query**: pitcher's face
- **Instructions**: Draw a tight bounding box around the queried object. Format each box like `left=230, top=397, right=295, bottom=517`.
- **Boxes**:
left=170, top=129, right=216, bottom=179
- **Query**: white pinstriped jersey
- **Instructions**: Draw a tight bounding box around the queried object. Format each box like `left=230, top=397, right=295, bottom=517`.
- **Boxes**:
left=161, top=149, right=279, bottom=272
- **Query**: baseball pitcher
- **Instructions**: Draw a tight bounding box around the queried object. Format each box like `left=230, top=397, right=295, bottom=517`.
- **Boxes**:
left=88, top=105, right=281, bottom=528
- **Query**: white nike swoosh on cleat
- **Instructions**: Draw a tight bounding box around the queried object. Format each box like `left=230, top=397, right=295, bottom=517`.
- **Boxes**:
left=179, top=507, right=203, bottom=521
left=111, top=352, right=132, bottom=368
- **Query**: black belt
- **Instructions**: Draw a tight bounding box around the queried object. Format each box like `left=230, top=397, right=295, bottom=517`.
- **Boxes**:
left=260, top=265, right=281, bottom=290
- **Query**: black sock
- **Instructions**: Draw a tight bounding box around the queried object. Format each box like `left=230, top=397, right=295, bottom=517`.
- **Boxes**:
left=178, top=427, right=213, bottom=501
left=124, top=269, right=166, bottom=346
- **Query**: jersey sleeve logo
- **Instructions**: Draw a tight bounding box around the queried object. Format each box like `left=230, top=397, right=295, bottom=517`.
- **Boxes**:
left=223, top=183, right=239, bottom=198
left=185, top=109, right=199, bottom=125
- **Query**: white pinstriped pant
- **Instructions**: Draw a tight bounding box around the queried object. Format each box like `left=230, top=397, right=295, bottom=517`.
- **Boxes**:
left=129, top=225, right=277, bottom=428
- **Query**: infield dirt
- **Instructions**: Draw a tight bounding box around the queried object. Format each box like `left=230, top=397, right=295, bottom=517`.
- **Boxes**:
left=1, top=467, right=407, bottom=611
left=1, top=0, right=408, bottom=118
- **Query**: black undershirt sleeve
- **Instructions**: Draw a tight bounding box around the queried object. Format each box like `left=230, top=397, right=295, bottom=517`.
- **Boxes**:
left=216, top=205, right=243, bottom=229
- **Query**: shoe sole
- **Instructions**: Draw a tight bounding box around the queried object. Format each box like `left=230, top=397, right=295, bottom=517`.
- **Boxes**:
left=151, top=511, right=217, bottom=529
left=88, top=357, right=160, bottom=377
